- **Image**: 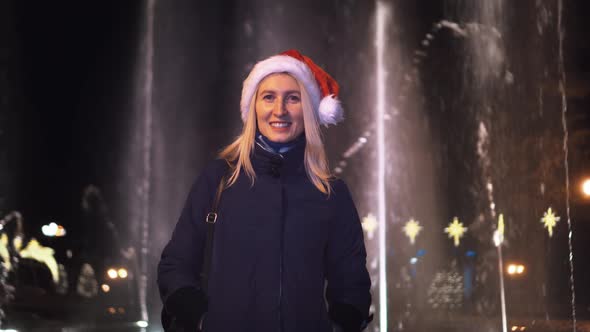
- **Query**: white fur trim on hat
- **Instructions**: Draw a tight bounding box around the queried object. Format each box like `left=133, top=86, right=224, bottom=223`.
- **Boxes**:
left=241, top=55, right=325, bottom=124
left=318, top=94, right=344, bottom=125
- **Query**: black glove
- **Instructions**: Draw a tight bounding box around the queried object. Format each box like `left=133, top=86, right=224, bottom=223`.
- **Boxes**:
left=162, top=286, right=208, bottom=332
left=329, top=302, right=373, bottom=332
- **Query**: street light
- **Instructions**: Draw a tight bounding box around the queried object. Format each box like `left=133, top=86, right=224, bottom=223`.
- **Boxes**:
left=118, top=268, right=128, bottom=279
left=107, top=269, right=118, bottom=279
left=582, top=178, right=590, bottom=198
left=506, top=263, right=525, bottom=276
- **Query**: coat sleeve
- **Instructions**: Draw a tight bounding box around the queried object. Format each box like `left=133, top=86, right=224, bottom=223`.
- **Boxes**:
left=325, top=180, right=373, bottom=331
left=157, top=161, right=223, bottom=329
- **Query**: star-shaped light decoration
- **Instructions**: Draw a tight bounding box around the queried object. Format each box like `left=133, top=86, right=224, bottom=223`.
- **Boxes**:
left=541, top=207, right=560, bottom=237
left=493, top=214, right=505, bottom=247
left=362, top=213, right=378, bottom=240
left=444, top=217, right=467, bottom=247
left=403, top=218, right=423, bottom=244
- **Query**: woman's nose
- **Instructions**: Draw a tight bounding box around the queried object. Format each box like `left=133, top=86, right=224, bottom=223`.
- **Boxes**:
left=272, top=98, right=287, bottom=116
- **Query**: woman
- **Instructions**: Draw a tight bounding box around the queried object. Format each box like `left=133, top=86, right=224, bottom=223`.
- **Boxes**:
left=158, top=50, right=372, bottom=332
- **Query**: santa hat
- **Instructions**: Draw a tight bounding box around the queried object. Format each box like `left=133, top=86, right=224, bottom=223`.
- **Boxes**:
left=240, top=49, right=344, bottom=126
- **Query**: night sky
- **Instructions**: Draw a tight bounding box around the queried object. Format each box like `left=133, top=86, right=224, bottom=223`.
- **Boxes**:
left=7, top=2, right=141, bottom=237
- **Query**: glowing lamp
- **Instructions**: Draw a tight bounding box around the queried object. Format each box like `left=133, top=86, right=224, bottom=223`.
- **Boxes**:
left=118, top=268, right=128, bottom=279
left=506, top=263, right=525, bottom=276
left=507, top=265, right=517, bottom=275
left=41, top=222, right=66, bottom=237
left=107, top=269, right=118, bottom=279
left=136, top=321, right=149, bottom=328
left=582, top=178, right=590, bottom=197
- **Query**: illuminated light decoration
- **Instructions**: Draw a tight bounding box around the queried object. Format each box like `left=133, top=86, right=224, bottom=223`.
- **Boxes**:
left=0, top=235, right=24, bottom=272
left=107, top=268, right=118, bottom=279
left=101, top=284, right=110, bottom=293
left=13, top=236, right=22, bottom=251
left=540, top=207, right=560, bottom=237
left=444, top=217, right=467, bottom=247
left=493, top=214, right=505, bottom=247
left=118, top=268, right=128, bottom=279
left=0, top=234, right=12, bottom=270
left=496, top=215, right=508, bottom=332
left=19, top=239, right=59, bottom=283
left=107, top=307, right=116, bottom=314
left=55, top=225, right=66, bottom=237
left=403, top=219, right=423, bottom=244
left=41, top=222, right=67, bottom=237
left=118, top=307, right=126, bottom=314
left=361, top=214, right=378, bottom=240
left=582, top=178, right=590, bottom=197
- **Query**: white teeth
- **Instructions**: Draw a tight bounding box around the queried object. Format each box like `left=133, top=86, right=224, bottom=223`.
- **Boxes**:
left=271, top=122, right=290, bottom=128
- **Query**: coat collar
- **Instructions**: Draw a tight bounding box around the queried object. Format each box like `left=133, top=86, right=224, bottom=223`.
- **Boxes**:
left=252, top=137, right=306, bottom=177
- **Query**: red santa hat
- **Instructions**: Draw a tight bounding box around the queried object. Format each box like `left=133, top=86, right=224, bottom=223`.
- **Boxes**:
left=240, top=49, right=344, bottom=126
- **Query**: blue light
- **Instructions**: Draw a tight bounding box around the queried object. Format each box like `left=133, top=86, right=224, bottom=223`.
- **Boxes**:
left=416, top=249, right=426, bottom=257
left=466, top=250, right=476, bottom=257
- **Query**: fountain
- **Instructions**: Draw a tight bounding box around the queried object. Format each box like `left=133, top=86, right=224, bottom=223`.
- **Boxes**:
left=127, top=1, right=580, bottom=331
left=340, top=0, right=578, bottom=331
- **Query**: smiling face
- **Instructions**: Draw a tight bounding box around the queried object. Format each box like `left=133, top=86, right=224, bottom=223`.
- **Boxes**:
left=255, top=73, right=305, bottom=143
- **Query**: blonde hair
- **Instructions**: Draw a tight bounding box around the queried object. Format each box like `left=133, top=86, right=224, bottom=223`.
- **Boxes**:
left=219, top=74, right=333, bottom=194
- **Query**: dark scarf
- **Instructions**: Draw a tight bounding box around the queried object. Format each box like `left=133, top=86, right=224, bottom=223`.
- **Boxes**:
left=255, top=130, right=305, bottom=155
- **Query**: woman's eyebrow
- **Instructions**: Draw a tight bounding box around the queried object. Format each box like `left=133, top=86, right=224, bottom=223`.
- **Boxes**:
left=258, top=89, right=300, bottom=95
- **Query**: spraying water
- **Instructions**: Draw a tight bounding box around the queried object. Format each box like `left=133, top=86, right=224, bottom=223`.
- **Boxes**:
left=557, top=0, right=577, bottom=330
left=137, top=0, right=156, bottom=327
left=375, top=2, right=391, bottom=331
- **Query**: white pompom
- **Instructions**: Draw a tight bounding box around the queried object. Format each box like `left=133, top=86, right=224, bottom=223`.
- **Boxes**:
left=318, top=95, right=344, bottom=126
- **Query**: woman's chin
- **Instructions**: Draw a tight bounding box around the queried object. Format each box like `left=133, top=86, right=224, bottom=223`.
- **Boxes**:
left=263, top=131, right=293, bottom=143
left=268, top=135, right=292, bottom=143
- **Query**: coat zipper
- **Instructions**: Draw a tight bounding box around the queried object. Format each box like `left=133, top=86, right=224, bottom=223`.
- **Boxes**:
left=279, top=181, right=285, bottom=332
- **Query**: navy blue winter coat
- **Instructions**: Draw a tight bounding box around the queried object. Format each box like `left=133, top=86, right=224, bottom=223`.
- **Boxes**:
left=158, top=139, right=372, bottom=332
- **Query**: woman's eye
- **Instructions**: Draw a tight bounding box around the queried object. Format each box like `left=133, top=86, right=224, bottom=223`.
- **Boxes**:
left=287, top=95, right=301, bottom=103
left=262, top=95, right=275, bottom=102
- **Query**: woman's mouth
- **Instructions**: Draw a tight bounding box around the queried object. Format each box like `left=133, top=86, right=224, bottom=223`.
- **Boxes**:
left=270, top=122, right=291, bottom=128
